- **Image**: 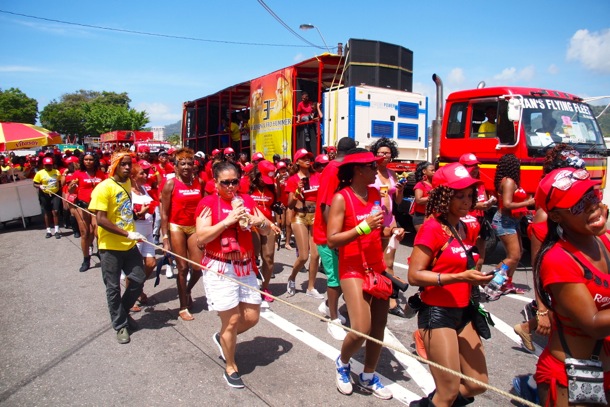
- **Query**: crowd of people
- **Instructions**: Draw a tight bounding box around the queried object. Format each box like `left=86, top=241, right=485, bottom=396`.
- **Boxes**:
left=19, top=138, right=610, bottom=405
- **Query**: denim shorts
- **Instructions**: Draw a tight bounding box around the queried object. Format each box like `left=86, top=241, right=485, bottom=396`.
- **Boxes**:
left=491, top=211, right=519, bottom=236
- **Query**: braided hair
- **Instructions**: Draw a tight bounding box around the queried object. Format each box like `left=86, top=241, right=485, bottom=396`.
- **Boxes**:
left=425, top=184, right=477, bottom=219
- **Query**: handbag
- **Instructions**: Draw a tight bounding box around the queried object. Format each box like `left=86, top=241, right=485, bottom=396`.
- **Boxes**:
left=67, top=193, right=77, bottom=204
left=557, top=321, right=606, bottom=405
left=344, top=188, right=392, bottom=300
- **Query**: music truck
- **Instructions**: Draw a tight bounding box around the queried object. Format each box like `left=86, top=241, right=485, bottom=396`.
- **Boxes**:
left=434, top=76, right=607, bottom=196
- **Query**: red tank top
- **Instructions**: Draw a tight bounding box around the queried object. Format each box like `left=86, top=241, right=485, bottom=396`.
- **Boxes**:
left=250, top=187, right=275, bottom=220
left=337, top=187, right=385, bottom=279
left=74, top=169, right=107, bottom=202
left=169, top=177, right=202, bottom=226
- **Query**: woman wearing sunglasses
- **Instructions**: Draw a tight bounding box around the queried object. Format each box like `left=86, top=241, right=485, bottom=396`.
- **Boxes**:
left=532, top=167, right=610, bottom=406
left=327, top=148, right=392, bottom=399
left=285, top=148, right=323, bottom=299
left=195, top=161, right=272, bottom=389
left=160, top=148, right=204, bottom=321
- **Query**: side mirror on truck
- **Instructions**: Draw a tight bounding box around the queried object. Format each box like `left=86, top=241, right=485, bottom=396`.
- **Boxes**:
left=507, top=97, right=522, bottom=122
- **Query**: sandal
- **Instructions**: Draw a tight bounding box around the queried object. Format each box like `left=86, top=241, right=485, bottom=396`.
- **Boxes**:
left=179, top=309, right=195, bottom=321
left=284, top=243, right=293, bottom=250
left=138, top=292, right=148, bottom=305
left=130, top=304, right=142, bottom=313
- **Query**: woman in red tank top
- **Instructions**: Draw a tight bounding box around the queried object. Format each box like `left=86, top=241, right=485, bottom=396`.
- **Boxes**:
left=327, top=149, right=392, bottom=399
left=160, top=148, right=204, bottom=321
left=532, top=167, right=610, bottom=406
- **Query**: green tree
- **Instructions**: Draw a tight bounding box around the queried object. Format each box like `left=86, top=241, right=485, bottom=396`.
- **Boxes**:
left=40, top=90, right=148, bottom=138
left=166, top=133, right=181, bottom=145
left=0, top=88, right=38, bottom=123
left=592, top=105, right=610, bottom=138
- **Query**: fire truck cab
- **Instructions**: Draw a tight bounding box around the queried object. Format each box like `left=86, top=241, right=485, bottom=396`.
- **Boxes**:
left=438, top=86, right=607, bottom=195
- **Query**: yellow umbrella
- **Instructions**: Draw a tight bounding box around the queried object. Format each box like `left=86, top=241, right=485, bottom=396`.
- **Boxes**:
left=0, top=122, right=62, bottom=151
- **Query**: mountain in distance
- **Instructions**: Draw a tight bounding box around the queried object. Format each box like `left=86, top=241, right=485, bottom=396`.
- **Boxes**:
left=164, top=120, right=182, bottom=136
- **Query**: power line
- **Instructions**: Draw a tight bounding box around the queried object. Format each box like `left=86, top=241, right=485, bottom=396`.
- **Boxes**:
left=0, top=9, right=314, bottom=48
left=256, top=0, right=326, bottom=50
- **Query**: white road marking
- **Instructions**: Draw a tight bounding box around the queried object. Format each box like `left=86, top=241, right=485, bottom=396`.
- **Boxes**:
left=504, top=293, right=533, bottom=303
left=394, top=262, right=409, bottom=270
left=260, top=310, right=423, bottom=404
left=489, top=312, right=542, bottom=357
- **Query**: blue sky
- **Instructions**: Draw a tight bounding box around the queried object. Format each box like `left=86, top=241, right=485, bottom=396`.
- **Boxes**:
left=1, top=0, right=609, bottom=128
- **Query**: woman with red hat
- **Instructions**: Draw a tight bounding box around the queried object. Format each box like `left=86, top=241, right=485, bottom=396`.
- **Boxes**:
left=274, top=160, right=292, bottom=249
left=327, top=148, right=392, bottom=399
left=284, top=148, right=323, bottom=299
left=531, top=167, right=610, bottom=406
left=408, top=162, right=494, bottom=407
left=248, top=160, right=282, bottom=304
left=68, top=151, right=107, bottom=272
left=60, top=155, right=80, bottom=237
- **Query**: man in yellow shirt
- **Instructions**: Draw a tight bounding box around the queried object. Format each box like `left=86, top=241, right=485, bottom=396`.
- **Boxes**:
left=89, top=151, right=146, bottom=344
left=33, top=156, right=62, bottom=238
left=478, top=107, right=497, bottom=136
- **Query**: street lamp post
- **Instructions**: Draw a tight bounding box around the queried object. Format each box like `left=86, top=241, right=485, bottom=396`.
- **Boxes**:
left=299, top=23, right=331, bottom=54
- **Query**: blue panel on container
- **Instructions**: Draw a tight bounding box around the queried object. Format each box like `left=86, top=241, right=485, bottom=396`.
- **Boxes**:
left=397, top=102, right=419, bottom=119
left=348, top=87, right=356, bottom=138
left=371, top=121, right=393, bottom=138
left=397, top=123, right=418, bottom=140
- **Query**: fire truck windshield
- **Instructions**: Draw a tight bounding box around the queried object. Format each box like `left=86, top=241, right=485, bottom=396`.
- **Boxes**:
left=522, top=97, right=605, bottom=151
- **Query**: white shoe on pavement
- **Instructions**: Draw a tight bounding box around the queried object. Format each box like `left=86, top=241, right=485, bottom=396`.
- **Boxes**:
left=357, top=373, right=393, bottom=399
left=318, top=301, right=347, bottom=324
left=306, top=288, right=325, bottom=299
left=286, top=280, right=296, bottom=297
left=327, top=318, right=347, bottom=340
left=166, top=264, right=175, bottom=279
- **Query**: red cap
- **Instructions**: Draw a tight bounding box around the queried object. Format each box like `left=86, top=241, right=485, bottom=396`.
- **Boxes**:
left=243, top=163, right=254, bottom=174
left=432, top=163, right=483, bottom=189
left=459, top=153, right=480, bottom=166
left=339, top=151, right=384, bottom=167
left=223, top=147, right=235, bottom=155
left=326, top=146, right=337, bottom=152
left=252, top=152, right=265, bottom=162
left=258, top=160, right=276, bottom=185
left=294, top=148, right=313, bottom=162
left=137, top=144, right=150, bottom=153
left=43, top=157, right=54, bottom=165
left=534, top=168, right=600, bottom=212
left=138, top=160, right=152, bottom=170
left=211, top=149, right=221, bottom=157
left=276, top=161, right=287, bottom=170
left=167, top=147, right=176, bottom=155
left=315, top=154, right=330, bottom=165
left=64, top=156, right=79, bottom=164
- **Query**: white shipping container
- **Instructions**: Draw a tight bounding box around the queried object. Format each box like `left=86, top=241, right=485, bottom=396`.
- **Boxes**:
left=323, top=86, right=428, bottom=161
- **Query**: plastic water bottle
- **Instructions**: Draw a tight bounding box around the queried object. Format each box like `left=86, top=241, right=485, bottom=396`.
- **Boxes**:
left=484, top=263, right=509, bottom=301
left=371, top=201, right=383, bottom=216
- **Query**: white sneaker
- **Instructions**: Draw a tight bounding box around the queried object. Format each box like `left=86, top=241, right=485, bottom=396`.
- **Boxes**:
left=318, top=301, right=347, bottom=324
left=260, top=300, right=270, bottom=310
left=120, top=271, right=126, bottom=280
left=358, top=373, right=393, bottom=400
left=166, top=264, right=175, bottom=279
left=327, top=319, right=347, bottom=340
left=306, top=288, right=325, bottom=299
left=335, top=356, right=353, bottom=395
left=286, top=280, right=296, bottom=297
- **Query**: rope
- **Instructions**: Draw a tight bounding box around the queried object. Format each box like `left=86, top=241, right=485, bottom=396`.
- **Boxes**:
left=48, top=188, right=540, bottom=406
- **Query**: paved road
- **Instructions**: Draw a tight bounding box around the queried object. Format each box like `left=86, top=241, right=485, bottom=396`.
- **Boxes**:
left=0, top=217, right=542, bottom=406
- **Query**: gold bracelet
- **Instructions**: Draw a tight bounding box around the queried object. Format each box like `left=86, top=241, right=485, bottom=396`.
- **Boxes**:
left=536, top=310, right=549, bottom=317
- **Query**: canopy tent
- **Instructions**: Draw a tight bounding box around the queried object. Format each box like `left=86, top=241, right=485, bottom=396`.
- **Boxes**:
left=0, top=122, right=62, bottom=152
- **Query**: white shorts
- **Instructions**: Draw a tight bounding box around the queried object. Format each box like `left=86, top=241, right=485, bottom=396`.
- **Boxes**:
left=136, top=231, right=155, bottom=258
left=202, top=260, right=262, bottom=312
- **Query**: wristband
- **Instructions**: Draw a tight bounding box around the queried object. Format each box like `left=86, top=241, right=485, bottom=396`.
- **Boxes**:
left=536, top=310, right=549, bottom=317
left=355, top=225, right=364, bottom=235
left=437, top=273, right=443, bottom=287
left=358, top=220, right=371, bottom=235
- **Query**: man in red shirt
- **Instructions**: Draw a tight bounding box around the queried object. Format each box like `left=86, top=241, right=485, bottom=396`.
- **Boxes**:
left=313, top=137, right=356, bottom=340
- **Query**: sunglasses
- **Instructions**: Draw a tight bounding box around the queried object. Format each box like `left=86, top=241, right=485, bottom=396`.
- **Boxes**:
left=558, top=190, right=600, bottom=216
left=219, top=179, right=240, bottom=186
left=376, top=151, right=392, bottom=157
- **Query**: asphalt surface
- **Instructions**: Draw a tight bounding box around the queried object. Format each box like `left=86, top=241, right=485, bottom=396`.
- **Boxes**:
left=0, top=216, right=543, bottom=406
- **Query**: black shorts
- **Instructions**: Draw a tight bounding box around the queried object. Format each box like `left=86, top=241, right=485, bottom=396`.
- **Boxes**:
left=39, top=193, right=61, bottom=213
left=412, top=212, right=426, bottom=227
left=417, top=303, right=473, bottom=331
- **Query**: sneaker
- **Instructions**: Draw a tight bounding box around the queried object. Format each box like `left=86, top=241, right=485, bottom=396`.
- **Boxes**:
left=73, top=230, right=81, bottom=238
left=45, top=232, right=52, bottom=239
left=223, top=371, right=245, bottom=389
left=55, top=232, right=61, bottom=239
left=335, top=356, right=353, bottom=395
left=513, top=374, right=539, bottom=404
left=165, top=264, right=175, bottom=279
left=79, top=259, right=90, bottom=273
left=260, top=300, right=270, bottom=310
left=318, top=301, right=347, bottom=324
left=513, top=323, right=535, bottom=352
left=263, top=289, right=274, bottom=302
left=358, top=373, right=393, bottom=400
left=120, top=272, right=126, bottom=280
left=306, top=288, right=325, bottom=299
left=501, top=282, right=526, bottom=295
left=212, top=332, right=226, bottom=362
left=327, top=319, right=347, bottom=340
left=286, top=280, right=296, bottom=297
left=116, top=327, right=130, bottom=344
left=389, top=305, right=407, bottom=318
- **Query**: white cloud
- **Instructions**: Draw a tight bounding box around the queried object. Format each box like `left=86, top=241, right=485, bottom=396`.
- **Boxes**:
left=547, top=64, right=559, bottom=75
left=446, top=68, right=465, bottom=86
left=567, top=29, right=610, bottom=73
left=293, top=53, right=305, bottom=62
left=492, top=65, right=535, bottom=82
left=136, top=102, right=181, bottom=124
left=0, top=65, right=44, bottom=73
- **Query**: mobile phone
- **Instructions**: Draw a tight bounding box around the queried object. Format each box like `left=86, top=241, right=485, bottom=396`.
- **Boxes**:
left=302, top=177, right=310, bottom=191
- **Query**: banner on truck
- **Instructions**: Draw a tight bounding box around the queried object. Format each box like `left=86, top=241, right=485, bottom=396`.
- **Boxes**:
left=249, top=67, right=293, bottom=159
